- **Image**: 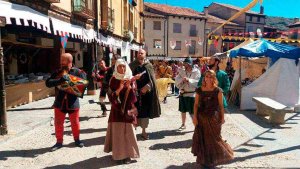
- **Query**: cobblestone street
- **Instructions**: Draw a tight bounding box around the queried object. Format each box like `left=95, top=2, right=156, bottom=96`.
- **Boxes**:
left=0, top=92, right=299, bottom=169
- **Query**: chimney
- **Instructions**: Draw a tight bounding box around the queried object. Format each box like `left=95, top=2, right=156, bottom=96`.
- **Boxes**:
left=260, top=6, right=264, bottom=14
left=204, top=7, right=208, bottom=16
left=294, top=18, right=300, bottom=23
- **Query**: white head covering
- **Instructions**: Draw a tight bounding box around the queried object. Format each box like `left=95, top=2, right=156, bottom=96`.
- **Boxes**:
left=113, top=59, right=133, bottom=80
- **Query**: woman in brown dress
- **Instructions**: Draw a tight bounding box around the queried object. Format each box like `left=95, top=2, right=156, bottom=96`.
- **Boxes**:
left=192, top=70, right=234, bottom=169
left=104, top=59, right=140, bottom=164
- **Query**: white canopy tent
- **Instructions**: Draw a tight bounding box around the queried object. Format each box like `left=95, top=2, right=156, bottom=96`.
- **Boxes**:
left=240, top=58, right=299, bottom=109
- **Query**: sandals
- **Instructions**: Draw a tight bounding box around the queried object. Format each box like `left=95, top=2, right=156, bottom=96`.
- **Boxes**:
left=178, top=125, right=186, bottom=131
left=141, top=134, right=149, bottom=140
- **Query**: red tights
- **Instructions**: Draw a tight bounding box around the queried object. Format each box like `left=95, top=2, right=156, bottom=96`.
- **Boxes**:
left=54, top=108, right=80, bottom=143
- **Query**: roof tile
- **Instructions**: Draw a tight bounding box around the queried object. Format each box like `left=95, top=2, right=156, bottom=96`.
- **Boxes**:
left=145, top=2, right=206, bottom=18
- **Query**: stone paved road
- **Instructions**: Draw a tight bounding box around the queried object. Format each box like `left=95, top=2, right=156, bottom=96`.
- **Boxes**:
left=0, top=92, right=299, bottom=168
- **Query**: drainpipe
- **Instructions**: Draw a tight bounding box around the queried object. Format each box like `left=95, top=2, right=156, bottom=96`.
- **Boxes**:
left=203, top=18, right=207, bottom=57
left=163, top=17, right=166, bottom=57
left=0, top=17, right=7, bottom=135
left=166, top=16, right=169, bottom=58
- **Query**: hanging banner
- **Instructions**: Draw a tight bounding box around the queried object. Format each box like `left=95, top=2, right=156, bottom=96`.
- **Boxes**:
left=185, top=40, right=191, bottom=47
left=60, top=33, right=68, bottom=49
left=197, top=37, right=203, bottom=46
left=170, top=40, right=176, bottom=49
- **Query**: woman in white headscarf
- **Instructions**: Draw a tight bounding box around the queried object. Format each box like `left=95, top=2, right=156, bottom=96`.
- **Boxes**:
left=104, top=59, right=140, bottom=164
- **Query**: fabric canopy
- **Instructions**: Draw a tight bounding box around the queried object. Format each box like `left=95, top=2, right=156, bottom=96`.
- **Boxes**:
left=0, top=0, right=50, bottom=33
left=226, top=38, right=254, bottom=56
left=240, top=58, right=299, bottom=110
left=229, top=39, right=300, bottom=63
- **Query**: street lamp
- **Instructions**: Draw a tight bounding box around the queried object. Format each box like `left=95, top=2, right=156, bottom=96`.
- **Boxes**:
left=0, top=16, right=7, bottom=135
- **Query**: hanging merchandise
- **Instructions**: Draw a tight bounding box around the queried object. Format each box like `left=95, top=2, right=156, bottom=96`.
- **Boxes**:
left=170, top=40, right=176, bottom=49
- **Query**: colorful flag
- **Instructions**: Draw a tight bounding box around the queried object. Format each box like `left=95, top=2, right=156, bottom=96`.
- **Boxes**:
left=60, top=33, right=68, bottom=49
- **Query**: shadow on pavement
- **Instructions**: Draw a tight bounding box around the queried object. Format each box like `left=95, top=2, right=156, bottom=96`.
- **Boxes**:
left=229, top=145, right=300, bottom=164
left=64, top=136, right=106, bottom=148
left=0, top=147, right=51, bottom=161
left=149, top=139, right=192, bottom=150
left=230, top=112, right=300, bottom=164
left=64, top=128, right=107, bottom=135
left=88, top=100, right=110, bottom=105
left=228, top=105, right=300, bottom=129
left=44, top=155, right=119, bottom=169
left=228, top=105, right=273, bottom=129
left=64, top=116, right=99, bottom=123
left=165, top=162, right=199, bottom=169
left=7, top=107, right=53, bottom=112
left=146, top=129, right=193, bottom=140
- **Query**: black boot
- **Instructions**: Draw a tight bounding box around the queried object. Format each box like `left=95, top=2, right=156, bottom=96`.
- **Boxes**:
left=51, top=143, right=63, bottom=151
left=75, top=140, right=84, bottom=148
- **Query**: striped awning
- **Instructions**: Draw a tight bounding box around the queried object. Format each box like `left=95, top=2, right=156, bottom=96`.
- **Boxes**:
left=0, top=0, right=50, bottom=33
left=51, top=17, right=97, bottom=43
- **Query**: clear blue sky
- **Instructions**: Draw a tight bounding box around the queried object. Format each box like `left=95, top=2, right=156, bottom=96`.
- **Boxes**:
left=144, top=0, right=300, bottom=18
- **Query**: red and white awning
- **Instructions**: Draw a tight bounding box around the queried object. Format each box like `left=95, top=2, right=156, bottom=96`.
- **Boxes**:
left=51, top=17, right=97, bottom=43
left=0, top=0, right=50, bottom=33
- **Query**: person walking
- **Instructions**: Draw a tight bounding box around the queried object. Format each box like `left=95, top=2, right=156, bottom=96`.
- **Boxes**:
left=192, top=70, right=234, bottom=168
left=198, top=56, right=230, bottom=108
left=175, top=57, right=200, bottom=130
left=104, top=59, right=140, bottom=164
left=170, top=61, right=179, bottom=96
left=46, top=53, right=87, bottom=151
left=129, top=49, right=161, bottom=140
left=156, top=60, right=173, bottom=104
left=92, top=59, right=108, bottom=117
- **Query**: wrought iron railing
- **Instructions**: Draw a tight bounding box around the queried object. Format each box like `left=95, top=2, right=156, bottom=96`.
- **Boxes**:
left=72, top=0, right=95, bottom=19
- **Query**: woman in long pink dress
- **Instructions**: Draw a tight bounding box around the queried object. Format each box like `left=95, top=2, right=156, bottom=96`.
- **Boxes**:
left=104, top=59, right=139, bottom=164
left=192, top=70, right=234, bottom=169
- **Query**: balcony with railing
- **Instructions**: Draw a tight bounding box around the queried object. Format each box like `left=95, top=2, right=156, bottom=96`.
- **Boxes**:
left=107, top=7, right=115, bottom=32
left=72, top=0, right=95, bottom=19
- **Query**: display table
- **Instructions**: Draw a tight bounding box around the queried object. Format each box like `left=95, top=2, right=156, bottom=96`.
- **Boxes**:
left=6, top=81, right=55, bottom=108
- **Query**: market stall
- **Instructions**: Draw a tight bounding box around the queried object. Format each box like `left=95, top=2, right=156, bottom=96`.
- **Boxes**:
left=229, top=39, right=300, bottom=110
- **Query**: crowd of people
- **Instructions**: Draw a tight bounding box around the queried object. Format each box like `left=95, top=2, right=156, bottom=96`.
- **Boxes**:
left=46, top=50, right=234, bottom=168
